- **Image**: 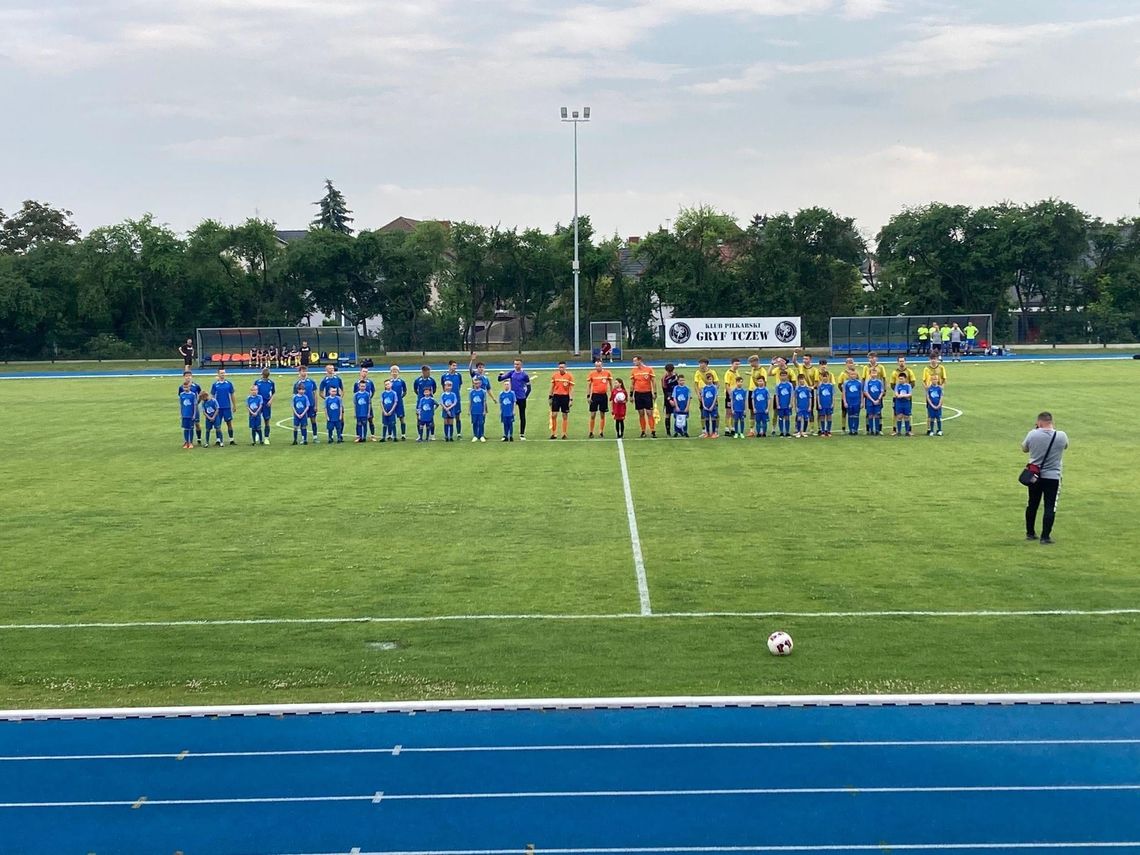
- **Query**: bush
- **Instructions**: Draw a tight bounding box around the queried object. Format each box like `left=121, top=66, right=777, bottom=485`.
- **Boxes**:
left=84, top=334, right=135, bottom=360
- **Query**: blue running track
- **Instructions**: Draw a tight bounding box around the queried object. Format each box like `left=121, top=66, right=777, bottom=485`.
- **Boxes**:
left=1, top=694, right=1138, bottom=854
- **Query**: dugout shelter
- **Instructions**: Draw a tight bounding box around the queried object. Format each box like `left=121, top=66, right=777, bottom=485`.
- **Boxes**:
left=196, top=327, right=359, bottom=369
left=829, top=314, right=992, bottom=357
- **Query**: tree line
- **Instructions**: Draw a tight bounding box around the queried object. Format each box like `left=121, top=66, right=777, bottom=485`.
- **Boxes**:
left=1, top=182, right=1137, bottom=360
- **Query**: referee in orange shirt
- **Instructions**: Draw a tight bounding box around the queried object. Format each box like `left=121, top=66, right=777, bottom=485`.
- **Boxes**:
left=630, top=355, right=658, bottom=438
left=548, top=361, right=574, bottom=440
left=585, top=360, right=613, bottom=438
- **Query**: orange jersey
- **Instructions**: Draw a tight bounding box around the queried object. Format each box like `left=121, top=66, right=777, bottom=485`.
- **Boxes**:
left=631, top=365, right=656, bottom=393
left=587, top=370, right=613, bottom=394
left=550, top=372, right=574, bottom=396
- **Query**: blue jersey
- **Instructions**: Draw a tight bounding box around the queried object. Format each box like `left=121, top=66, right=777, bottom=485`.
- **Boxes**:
left=211, top=380, right=235, bottom=410
left=752, top=387, right=769, bottom=413
left=775, top=381, right=794, bottom=411
left=440, top=391, right=459, bottom=417
left=246, top=394, right=264, bottom=417
left=700, top=385, right=718, bottom=412
left=202, top=399, right=220, bottom=422
left=359, top=378, right=376, bottom=398
left=794, top=386, right=813, bottom=414
left=254, top=378, right=275, bottom=402
left=817, top=383, right=835, bottom=412
left=470, top=370, right=495, bottom=393
left=865, top=378, right=885, bottom=406
left=291, top=394, right=309, bottom=418
left=417, top=396, right=438, bottom=422
left=441, top=371, right=463, bottom=398
left=499, top=370, right=531, bottom=400
left=380, top=389, right=398, bottom=417
left=673, top=385, right=692, bottom=413
left=894, top=383, right=913, bottom=413
left=179, top=381, right=202, bottom=398
left=296, top=377, right=317, bottom=409
left=413, top=376, right=437, bottom=398
left=499, top=389, right=517, bottom=419
left=319, top=374, right=344, bottom=398
left=354, top=391, right=372, bottom=419
left=928, top=385, right=943, bottom=409
left=842, top=378, right=863, bottom=409
left=178, top=390, right=198, bottom=419
left=325, top=395, right=344, bottom=423
left=731, top=388, right=748, bottom=415
left=469, top=388, right=489, bottom=415
left=390, top=377, right=407, bottom=400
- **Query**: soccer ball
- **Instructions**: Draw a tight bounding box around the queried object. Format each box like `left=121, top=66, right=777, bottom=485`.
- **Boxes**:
left=767, top=630, right=793, bottom=656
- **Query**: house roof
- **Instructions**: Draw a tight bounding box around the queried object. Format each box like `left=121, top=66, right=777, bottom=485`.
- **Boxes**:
left=377, top=217, right=452, bottom=234
left=617, top=245, right=648, bottom=278
left=274, top=229, right=308, bottom=244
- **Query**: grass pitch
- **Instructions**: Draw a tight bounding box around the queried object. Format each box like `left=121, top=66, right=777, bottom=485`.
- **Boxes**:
left=1, top=359, right=1138, bottom=708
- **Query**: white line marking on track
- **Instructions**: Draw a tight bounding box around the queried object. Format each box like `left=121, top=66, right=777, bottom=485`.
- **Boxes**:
left=616, top=439, right=652, bottom=615
left=1, top=608, right=1137, bottom=631
left=4, top=738, right=1138, bottom=763
left=3, top=783, right=1140, bottom=809
left=265, top=843, right=1140, bottom=854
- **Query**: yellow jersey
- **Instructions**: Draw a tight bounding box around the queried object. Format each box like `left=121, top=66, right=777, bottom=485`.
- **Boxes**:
left=860, top=362, right=886, bottom=383
left=746, top=366, right=766, bottom=391
left=890, top=367, right=917, bottom=388
left=793, top=363, right=820, bottom=387
left=723, top=367, right=742, bottom=393
left=922, top=363, right=948, bottom=387
left=696, top=368, right=719, bottom=390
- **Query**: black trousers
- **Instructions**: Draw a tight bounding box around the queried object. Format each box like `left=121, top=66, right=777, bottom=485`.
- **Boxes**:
left=1026, top=477, right=1060, bottom=537
left=517, top=399, right=527, bottom=435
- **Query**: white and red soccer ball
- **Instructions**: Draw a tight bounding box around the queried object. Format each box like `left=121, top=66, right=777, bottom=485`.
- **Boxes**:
left=767, top=630, right=793, bottom=656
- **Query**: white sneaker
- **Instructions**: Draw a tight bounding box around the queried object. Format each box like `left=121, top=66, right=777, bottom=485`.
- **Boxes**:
left=480, top=436, right=486, bottom=442
left=519, top=435, right=527, bottom=441
left=263, top=437, right=269, bottom=446
left=472, top=437, right=479, bottom=442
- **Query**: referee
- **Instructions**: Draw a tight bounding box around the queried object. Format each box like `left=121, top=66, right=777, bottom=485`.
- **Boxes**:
left=1021, top=412, right=1069, bottom=545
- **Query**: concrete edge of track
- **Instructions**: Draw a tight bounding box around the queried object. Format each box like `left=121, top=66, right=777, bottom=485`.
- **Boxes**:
left=3, top=692, right=1138, bottom=722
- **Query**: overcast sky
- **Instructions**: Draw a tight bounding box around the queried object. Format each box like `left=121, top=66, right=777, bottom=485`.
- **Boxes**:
left=2, top=0, right=1138, bottom=241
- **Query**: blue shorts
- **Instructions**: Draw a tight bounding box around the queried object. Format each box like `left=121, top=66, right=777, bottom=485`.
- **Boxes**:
left=261, top=406, right=272, bottom=421
left=181, top=417, right=194, bottom=430
left=866, top=405, right=882, bottom=416
left=732, top=410, right=747, bottom=420
left=248, top=417, right=261, bottom=429
left=817, top=408, right=833, bottom=417
left=967, top=339, right=976, bottom=347
left=796, top=409, right=811, bottom=420
left=927, top=407, right=941, bottom=419
left=894, top=405, right=912, bottom=417
left=383, top=415, right=396, bottom=427
left=218, top=408, right=233, bottom=421
left=777, top=407, right=791, bottom=418
left=395, top=401, right=406, bottom=419
left=293, top=416, right=307, bottom=427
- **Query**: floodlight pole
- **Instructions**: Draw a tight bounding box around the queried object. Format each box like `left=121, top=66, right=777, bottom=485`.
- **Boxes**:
left=561, top=106, right=590, bottom=356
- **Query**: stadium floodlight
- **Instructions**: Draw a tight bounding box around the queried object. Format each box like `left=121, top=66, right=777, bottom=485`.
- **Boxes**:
left=559, top=106, right=591, bottom=356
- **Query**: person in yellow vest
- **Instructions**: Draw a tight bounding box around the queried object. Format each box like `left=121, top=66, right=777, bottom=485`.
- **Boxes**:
left=722, top=357, right=743, bottom=435
left=922, top=354, right=948, bottom=389
left=940, top=323, right=952, bottom=355
left=859, top=351, right=884, bottom=386
left=964, top=321, right=979, bottom=355
left=695, top=358, right=719, bottom=392
left=916, top=323, right=930, bottom=355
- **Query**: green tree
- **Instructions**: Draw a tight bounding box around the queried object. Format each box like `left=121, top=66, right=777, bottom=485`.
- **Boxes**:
left=310, top=179, right=354, bottom=235
left=640, top=205, right=740, bottom=318
left=0, top=200, right=82, bottom=254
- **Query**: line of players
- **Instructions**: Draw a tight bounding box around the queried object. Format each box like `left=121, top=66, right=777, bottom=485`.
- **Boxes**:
left=175, top=350, right=950, bottom=447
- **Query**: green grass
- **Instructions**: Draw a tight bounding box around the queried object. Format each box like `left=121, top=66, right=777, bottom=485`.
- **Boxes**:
left=1, top=359, right=1139, bottom=708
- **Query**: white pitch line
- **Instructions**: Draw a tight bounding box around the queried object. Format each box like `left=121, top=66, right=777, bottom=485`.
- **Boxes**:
left=3, top=783, right=1140, bottom=810
left=5, top=738, right=1139, bottom=763
left=616, top=439, right=652, bottom=615
left=1, top=608, right=1138, bottom=632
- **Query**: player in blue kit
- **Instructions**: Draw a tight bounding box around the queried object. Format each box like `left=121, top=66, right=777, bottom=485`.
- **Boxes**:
left=730, top=378, right=748, bottom=439
left=440, top=360, right=463, bottom=438
left=815, top=369, right=836, bottom=437
left=864, top=369, right=886, bottom=435
left=468, top=376, right=490, bottom=442
left=671, top=375, right=691, bottom=438
left=180, top=371, right=203, bottom=445
left=893, top=377, right=914, bottom=436
left=416, top=388, right=438, bottom=441
left=389, top=365, right=409, bottom=440
left=440, top=381, right=459, bottom=442
left=699, top=374, right=719, bottom=438
left=319, top=364, right=344, bottom=438
left=324, top=387, right=345, bottom=443
left=178, top=381, right=198, bottom=448
left=296, top=366, right=319, bottom=442
left=210, top=368, right=237, bottom=445
left=751, top=376, right=770, bottom=437
left=841, top=369, right=863, bottom=436
left=246, top=386, right=265, bottom=445
left=774, top=371, right=794, bottom=438
left=499, top=381, right=517, bottom=441
left=291, top=386, right=310, bottom=445
left=355, top=368, right=377, bottom=440
left=926, top=379, right=944, bottom=436
left=202, top=392, right=222, bottom=446
left=413, top=365, right=436, bottom=399
left=379, top=380, right=398, bottom=442
left=793, top=375, right=813, bottom=438
left=253, top=369, right=276, bottom=445
left=353, top=381, right=372, bottom=442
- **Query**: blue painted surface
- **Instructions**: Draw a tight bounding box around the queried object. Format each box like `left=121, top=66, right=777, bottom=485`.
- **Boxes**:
left=0, top=701, right=1138, bottom=854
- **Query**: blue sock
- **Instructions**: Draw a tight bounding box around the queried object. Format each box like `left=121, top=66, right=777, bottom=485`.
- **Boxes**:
left=456, top=417, right=462, bottom=436
left=401, top=421, right=407, bottom=437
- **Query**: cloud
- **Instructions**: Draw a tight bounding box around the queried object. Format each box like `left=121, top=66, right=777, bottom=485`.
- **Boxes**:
left=841, top=0, right=892, bottom=20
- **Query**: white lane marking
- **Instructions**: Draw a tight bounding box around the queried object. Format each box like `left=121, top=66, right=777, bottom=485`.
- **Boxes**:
left=616, top=439, right=651, bottom=615
left=4, top=738, right=1139, bottom=763
left=1, top=608, right=1137, bottom=632
left=2, top=783, right=1140, bottom=809
left=264, top=843, right=1140, bottom=854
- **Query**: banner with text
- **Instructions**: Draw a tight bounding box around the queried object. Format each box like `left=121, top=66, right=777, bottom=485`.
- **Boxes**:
left=665, top=317, right=802, bottom=349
